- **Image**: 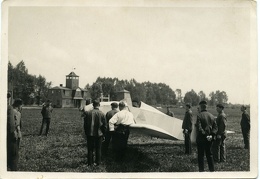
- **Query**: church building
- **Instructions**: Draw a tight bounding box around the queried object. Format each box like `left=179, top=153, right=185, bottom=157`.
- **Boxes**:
left=47, top=72, right=91, bottom=108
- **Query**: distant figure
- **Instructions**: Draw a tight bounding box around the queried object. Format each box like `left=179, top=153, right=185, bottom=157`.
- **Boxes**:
left=212, top=104, right=227, bottom=162
left=196, top=100, right=218, bottom=172
left=80, top=99, right=91, bottom=118
left=109, top=101, right=134, bottom=162
left=240, top=105, right=250, bottom=149
left=7, top=98, right=23, bottom=171
left=182, top=103, right=193, bottom=154
left=84, top=100, right=107, bottom=166
left=39, top=99, right=53, bottom=136
left=102, top=102, right=119, bottom=155
left=166, top=107, right=174, bottom=117
left=197, top=106, right=201, bottom=113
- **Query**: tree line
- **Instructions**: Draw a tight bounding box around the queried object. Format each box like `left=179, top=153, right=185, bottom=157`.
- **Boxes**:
left=87, top=77, right=228, bottom=106
left=8, top=61, right=51, bottom=105
left=8, top=60, right=228, bottom=106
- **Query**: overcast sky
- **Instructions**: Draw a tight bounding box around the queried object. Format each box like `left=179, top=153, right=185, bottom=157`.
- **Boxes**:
left=7, top=1, right=256, bottom=104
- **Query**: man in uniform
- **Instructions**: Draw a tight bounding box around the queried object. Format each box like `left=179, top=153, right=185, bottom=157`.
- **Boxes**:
left=212, top=104, right=227, bottom=162
left=7, top=98, right=23, bottom=171
left=240, top=105, right=250, bottom=149
left=182, top=103, right=193, bottom=154
left=109, top=101, right=135, bottom=162
left=84, top=100, right=107, bottom=166
left=196, top=100, right=218, bottom=172
left=102, top=102, right=119, bottom=155
left=39, top=99, right=53, bottom=136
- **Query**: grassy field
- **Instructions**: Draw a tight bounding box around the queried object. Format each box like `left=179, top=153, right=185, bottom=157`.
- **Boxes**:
left=17, top=106, right=250, bottom=172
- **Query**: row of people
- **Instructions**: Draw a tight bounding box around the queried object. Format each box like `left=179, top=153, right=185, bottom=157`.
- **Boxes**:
left=7, top=93, right=250, bottom=171
left=182, top=100, right=250, bottom=172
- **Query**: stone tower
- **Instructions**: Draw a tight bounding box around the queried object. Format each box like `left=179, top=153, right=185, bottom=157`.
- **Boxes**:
left=66, top=72, right=79, bottom=90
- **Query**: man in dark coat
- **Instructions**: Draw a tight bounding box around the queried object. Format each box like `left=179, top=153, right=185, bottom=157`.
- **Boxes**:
left=240, top=105, right=250, bottom=149
left=84, top=100, right=107, bottom=166
left=182, top=103, right=193, bottom=154
left=196, top=100, right=218, bottom=172
left=7, top=98, right=23, bottom=171
left=212, top=104, right=227, bottom=162
left=102, top=102, right=119, bottom=155
left=39, top=99, right=53, bottom=136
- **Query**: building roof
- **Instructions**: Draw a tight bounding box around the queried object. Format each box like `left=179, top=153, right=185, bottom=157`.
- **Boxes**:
left=78, top=87, right=88, bottom=92
left=51, top=86, right=72, bottom=90
left=117, top=89, right=130, bottom=93
left=66, top=71, right=79, bottom=77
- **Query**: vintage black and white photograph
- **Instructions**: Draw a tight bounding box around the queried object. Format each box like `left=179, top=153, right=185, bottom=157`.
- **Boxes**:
left=1, top=0, right=258, bottom=178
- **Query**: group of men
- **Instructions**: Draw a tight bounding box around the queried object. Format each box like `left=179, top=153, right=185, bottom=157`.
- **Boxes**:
left=6, top=92, right=250, bottom=172
left=82, top=100, right=134, bottom=166
left=181, top=100, right=250, bottom=172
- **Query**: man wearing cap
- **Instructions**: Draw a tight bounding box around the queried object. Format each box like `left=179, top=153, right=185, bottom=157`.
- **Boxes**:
left=212, top=104, right=227, bottom=162
left=7, top=98, right=23, bottom=171
left=196, top=100, right=218, bottom=172
left=182, top=103, right=193, bottom=154
left=240, top=105, right=250, bottom=149
left=109, top=101, right=135, bottom=161
left=102, top=102, right=119, bottom=155
left=84, top=100, right=107, bottom=166
left=39, top=99, right=53, bottom=136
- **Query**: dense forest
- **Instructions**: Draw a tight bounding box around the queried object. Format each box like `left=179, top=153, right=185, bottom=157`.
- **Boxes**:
left=8, top=61, right=228, bottom=106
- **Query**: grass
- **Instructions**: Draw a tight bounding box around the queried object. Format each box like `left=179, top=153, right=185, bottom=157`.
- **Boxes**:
left=17, top=106, right=250, bottom=172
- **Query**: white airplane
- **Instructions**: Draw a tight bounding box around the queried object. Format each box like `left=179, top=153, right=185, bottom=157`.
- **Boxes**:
left=83, top=88, right=194, bottom=143
left=83, top=90, right=234, bottom=143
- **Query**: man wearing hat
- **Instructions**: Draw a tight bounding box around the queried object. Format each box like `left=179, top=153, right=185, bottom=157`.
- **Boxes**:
left=84, top=99, right=107, bottom=166
left=182, top=103, right=193, bottom=154
left=102, top=102, right=119, bottom=155
left=7, top=98, right=23, bottom=171
left=39, top=99, right=53, bottom=136
left=212, top=104, right=227, bottom=162
left=109, top=101, right=135, bottom=162
left=240, top=105, right=250, bottom=149
left=196, top=100, right=218, bottom=172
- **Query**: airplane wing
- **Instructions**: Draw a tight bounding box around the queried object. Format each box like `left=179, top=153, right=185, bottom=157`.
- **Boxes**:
left=84, top=101, right=186, bottom=141
left=129, top=123, right=180, bottom=140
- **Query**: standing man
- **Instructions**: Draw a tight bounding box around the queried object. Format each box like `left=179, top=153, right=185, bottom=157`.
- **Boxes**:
left=109, top=101, right=135, bottom=162
left=166, top=107, right=174, bottom=117
left=8, top=98, right=23, bottom=171
left=102, top=102, right=119, bottom=155
left=7, top=93, right=15, bottom=171
left=84, top=100, right=107, bottom=166
left=196, top=100, right=218, bottom=172
left=240, top=105, right=250, bottom=149
left=212, top=104, right=227, bottom=162
left=39, top=99, right=53, bottom=136
left=182, top=103, right=193, bottom=154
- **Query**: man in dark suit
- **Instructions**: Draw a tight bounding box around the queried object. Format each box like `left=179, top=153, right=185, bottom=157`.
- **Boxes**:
left=39, top=99, right=53, bottom=136
left=84, top=100, right=107, bottom=166
left=196, top=100, right=218, bottom=172
left=212, top=104, right=227, bottom=162
left=102, top=102, right=119, bottom=155
left=240, top=105, right=250, bottom=149
left=182, top=103, right=193, bottom=154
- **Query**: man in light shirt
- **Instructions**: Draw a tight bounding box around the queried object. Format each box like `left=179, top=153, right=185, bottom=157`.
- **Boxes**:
left=109, top=101, right=135, bottom=161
